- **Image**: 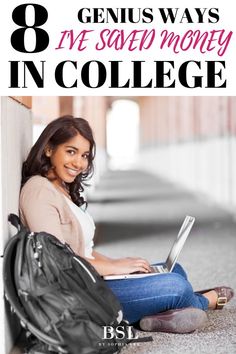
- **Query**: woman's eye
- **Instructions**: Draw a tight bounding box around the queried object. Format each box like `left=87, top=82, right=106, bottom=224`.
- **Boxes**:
left=83, top=154, right=89, bottom=160
left=67, top=150, right=75, bottom=155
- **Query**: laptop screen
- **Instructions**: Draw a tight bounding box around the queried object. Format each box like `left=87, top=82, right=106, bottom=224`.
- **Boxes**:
left=165, top=216, right=195, bottom=272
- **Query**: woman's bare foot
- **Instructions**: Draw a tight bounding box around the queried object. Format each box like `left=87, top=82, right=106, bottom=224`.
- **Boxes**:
left=202, top=290, right=218, bottom=309
left=201, top=287, right=234, bottom=310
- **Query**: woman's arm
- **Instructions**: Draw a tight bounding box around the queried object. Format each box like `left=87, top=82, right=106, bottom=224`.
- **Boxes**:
left=19, top=178, right=66, bottom=243
left=92, top=250, right=113, bottom=261
left=87, top=250, right=152, bottom=276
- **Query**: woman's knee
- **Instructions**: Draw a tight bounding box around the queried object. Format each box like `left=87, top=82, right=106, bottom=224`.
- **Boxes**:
left=150, top=272, right=191, bottom=296
left=164, top=272, right=193, bottom=297
left=172, top=262, right=188, bottom=279
left=149, top=273, right=194, bottom=310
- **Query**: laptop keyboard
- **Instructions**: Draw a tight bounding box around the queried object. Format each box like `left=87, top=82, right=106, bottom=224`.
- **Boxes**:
left=151, top=265, right=165, bottom=273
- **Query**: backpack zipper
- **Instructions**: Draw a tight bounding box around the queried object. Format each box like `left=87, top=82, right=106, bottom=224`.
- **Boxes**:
left=73, top=257, right=96, bottom=283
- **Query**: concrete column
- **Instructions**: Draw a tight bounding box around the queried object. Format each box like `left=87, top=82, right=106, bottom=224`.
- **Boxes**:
left=32, top=96, right=60, bottom=124
left=59, top=97, right=73, bottom=116
left=139, top=96, right=160, bottom=147
left=136, top=96, right=236, bottom=214
left=73, top=96, right=108, bottom=185
left=0, top=97, right=32, bottom=354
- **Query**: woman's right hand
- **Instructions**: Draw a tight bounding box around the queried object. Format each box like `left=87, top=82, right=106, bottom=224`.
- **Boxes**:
left=110, top=257, right=152, bottom=275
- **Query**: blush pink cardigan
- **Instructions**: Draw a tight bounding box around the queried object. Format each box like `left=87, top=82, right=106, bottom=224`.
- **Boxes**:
left=19, top=175, right=85, bottom=256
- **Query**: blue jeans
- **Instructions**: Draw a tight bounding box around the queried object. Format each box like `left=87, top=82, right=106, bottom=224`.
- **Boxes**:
left=106, top=263, right=209, bottom=323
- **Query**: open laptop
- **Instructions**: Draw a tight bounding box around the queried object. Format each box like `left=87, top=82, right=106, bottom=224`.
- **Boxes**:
left=103, top=215, right=195, bottom=280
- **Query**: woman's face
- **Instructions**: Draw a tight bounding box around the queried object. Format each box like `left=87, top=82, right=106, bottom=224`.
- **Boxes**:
left=47, top=133, right=90, bottom=186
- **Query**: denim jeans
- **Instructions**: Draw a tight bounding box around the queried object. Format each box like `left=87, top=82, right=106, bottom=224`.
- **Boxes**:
left=106, top=263, right=209, bottom=323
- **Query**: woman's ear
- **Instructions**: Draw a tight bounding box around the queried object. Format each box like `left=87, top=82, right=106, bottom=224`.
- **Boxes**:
left=45, top=145, right=52, bottom=157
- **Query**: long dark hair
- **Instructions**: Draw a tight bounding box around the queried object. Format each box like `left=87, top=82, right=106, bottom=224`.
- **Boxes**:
left=22, top=115, right=96, bottom=207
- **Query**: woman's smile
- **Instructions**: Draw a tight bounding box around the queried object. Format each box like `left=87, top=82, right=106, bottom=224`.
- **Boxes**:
left=65, top=166, right=81, bottom=177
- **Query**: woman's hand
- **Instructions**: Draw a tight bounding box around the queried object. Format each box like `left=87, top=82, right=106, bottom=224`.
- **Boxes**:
left=87, top=251, right=152, bottom=276
left=110, top=257, right=152, bottom=275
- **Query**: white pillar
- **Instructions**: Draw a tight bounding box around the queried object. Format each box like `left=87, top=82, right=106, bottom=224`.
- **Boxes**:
left=0, top=97, right=32, bottom=354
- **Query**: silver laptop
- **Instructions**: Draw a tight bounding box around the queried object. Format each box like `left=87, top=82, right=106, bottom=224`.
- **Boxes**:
left=103, top=215, right=195, bottom=280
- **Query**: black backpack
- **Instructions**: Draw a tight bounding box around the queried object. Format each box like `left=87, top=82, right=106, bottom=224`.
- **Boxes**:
left=4, top=214, right=151, bottom=354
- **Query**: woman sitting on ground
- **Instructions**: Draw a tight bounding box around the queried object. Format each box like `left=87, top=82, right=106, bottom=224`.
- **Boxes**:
left=19, top=116, right=234, bottom=333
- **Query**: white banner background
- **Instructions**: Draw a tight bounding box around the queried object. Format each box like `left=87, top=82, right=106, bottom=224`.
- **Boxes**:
left=0, top=0, right=235, bottom=95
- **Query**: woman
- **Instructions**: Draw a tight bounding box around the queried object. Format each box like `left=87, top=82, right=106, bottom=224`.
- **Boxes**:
left=19, top=116, right=234, bottom=334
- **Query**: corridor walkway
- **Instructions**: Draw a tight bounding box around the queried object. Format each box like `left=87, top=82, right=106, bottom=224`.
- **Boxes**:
left=88, top=169, right=236, bottom=354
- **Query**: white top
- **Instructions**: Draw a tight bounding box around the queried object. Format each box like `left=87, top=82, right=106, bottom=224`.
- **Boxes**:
left=64, top=197, right=95, bottom=259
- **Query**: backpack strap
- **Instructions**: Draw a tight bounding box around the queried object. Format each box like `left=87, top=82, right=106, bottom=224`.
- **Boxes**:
left=132, top=336, right=153, bottom=343
left=8, top=214, right=29, bottom=277
left=8, top=214, right=22, bottom=231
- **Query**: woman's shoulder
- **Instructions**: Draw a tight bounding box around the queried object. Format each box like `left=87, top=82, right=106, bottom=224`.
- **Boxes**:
left=20, top=175, right=57, bottom=199
left=22, top=175, right=52, bottom=189
left=19, top=176, right=73, bottom=228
